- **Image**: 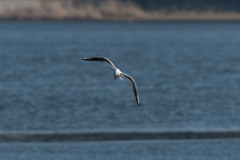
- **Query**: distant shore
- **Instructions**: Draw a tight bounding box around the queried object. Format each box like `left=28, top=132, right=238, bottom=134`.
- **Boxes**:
left=2, top=14, right=240, bottom=22
left=1, top=0, right=240, bottom=21
left=1, top=11, right=240, bottom=22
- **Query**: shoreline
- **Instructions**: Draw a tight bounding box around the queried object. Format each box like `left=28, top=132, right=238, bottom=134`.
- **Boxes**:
left=1, top=13, right=240, bottom=22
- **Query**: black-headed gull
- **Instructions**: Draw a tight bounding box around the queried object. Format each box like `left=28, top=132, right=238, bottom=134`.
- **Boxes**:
left=83, top=57, right=140, bottom=106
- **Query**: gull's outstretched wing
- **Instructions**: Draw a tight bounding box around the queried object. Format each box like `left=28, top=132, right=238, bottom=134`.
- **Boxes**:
left=82, top=57, right=116, bottom=69
left=121, top=73, right=140, bottom=106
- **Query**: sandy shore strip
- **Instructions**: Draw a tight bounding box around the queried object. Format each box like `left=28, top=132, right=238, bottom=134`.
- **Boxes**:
left=1, top=11, right=240, bottom=21
left=1, top=0, right=240, bottom=21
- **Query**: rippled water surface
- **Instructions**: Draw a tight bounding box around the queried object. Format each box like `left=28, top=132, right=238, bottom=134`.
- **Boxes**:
left=1, top=139, right=240, bottom=160
left=0, top=22, right=240, bottom=131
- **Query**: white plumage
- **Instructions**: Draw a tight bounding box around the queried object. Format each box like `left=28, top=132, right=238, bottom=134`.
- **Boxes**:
left=83, top=57, right=140, bottom=106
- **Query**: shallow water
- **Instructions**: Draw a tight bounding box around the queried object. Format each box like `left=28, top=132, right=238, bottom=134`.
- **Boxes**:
left=0, top=22, right=240, bottom=131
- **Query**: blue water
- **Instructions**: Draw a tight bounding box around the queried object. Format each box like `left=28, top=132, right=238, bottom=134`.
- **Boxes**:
left=0, top=22, right=240, bottom=132
left=1, top=139, right=240, bottom=160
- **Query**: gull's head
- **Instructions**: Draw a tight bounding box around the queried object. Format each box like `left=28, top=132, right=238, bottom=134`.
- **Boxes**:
left=113, top=70, right=117, bottom=79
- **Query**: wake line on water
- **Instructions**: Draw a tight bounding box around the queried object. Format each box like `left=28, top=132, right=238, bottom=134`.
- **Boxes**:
left=1, top=130, right=240, bottom=142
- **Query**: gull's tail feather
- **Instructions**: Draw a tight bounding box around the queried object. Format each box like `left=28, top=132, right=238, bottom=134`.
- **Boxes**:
left=119, top=76, right=124, bottom=81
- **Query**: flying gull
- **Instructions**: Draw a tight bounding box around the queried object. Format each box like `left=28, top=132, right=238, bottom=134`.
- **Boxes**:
left=83, top=57, right=140, bottom=106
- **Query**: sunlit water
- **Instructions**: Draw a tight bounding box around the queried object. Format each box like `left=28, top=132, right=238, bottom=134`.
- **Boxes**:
left=0, top=22, right=240, bottom=132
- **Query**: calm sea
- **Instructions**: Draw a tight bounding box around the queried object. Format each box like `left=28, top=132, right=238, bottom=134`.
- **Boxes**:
left=0, top=139, right=240, bottom=160
left=1, top=22, right=240, bottom=131
left=0, top=22, right=240, bottom=159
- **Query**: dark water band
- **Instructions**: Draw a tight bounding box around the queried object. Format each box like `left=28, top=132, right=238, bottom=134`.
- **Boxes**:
left=1, top=130, right=240, bottom=142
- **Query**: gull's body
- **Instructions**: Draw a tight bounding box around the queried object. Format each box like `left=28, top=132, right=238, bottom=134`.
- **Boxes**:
left=83, top=57, right=140, bottom=106
left=114, top=68, right=122, bottom=79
